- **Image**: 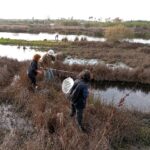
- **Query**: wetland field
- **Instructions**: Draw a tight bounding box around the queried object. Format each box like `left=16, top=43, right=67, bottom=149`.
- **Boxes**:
left=0, top=19, right=150, bottom=150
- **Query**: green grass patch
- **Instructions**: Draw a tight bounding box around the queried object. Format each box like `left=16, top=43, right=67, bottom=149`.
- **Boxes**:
left=0, top=38, right=71, bottom=48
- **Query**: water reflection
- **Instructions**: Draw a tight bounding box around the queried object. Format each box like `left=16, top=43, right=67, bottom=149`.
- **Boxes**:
left=0, top=45, right=45, bottom=61
left=92, top=82, right=150, bottom=112
left=92, top=81, right=150, bottom=93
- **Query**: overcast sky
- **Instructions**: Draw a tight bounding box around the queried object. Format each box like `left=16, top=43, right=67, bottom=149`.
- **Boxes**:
left=0, top=0, right=149, bottom=21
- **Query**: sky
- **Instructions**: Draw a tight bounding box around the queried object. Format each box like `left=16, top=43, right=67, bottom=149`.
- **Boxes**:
left=0, top=0, right=150, bottom=21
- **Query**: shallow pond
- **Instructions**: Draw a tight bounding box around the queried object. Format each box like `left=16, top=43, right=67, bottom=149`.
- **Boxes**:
left=63, top=57, right=104, bottom=65
left=64, top=57, right=132, bottom=70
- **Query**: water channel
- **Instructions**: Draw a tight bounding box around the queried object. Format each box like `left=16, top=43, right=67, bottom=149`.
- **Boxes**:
left=0, top=32, right=105, bottom=42
left=92, top=82, right=150, bottom=112
left=0, top=32, right=150, bottom=44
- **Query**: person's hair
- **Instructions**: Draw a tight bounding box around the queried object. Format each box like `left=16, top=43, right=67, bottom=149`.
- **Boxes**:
left=78, top=70, right=91, bottom=83
left=33, top=54, right=41, bottom=62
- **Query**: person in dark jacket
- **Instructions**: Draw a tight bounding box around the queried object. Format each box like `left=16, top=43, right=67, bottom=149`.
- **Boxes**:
left=28, top=54, right=42, bottom=88
left=69, top=70, right=91, bottom=132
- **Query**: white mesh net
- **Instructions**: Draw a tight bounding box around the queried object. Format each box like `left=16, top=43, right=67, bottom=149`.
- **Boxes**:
left=62, top=77, right=74, bottom=94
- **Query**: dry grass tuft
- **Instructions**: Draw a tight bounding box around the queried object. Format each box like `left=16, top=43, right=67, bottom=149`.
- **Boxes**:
left=105, top=24, right=134, bottom=42
left=0, top=57, right=19, bottom=87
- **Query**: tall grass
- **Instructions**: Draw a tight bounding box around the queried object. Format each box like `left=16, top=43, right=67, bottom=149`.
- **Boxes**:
left=0, top=38, right=69, bottom=48
left=104, top=24, right=134, bottom=42
left=52, top=61, right=150, bottom=84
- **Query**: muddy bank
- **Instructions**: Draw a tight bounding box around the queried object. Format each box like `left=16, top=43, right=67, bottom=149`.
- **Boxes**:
left=0, top=104, right=34, bottom=133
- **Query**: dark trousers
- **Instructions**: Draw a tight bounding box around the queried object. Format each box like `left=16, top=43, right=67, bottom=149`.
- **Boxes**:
left=28, top=74, right=36, bottom=86
left=71, top=104, right=84, bottom=127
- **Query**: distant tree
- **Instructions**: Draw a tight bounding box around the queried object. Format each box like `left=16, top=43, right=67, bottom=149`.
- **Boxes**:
left=113, top=17, right=122, bottom=23
left=89, top=16, right=93, bottom=20
left=105, top=17, right=111, bottom=22
left=98, top=18, right=102, bottom=22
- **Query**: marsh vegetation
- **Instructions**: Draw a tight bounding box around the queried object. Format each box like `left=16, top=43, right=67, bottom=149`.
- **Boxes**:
left=0, top=58, right=150, bottom=150
left=0, top=19, right=150, bottom=149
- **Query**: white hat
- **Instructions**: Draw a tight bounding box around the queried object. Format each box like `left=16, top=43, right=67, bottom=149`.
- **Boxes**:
left=47, top=49, right=55, bottom=56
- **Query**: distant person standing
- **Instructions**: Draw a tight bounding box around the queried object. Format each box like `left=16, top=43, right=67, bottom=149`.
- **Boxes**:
left=69, top=70, right=91, bottom=132
left=27, top=54, right=42, bottom=89
left=55, top=34, right=59, bottom=41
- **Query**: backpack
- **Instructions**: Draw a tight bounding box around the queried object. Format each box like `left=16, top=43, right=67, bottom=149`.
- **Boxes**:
left=68, top=80, right=82, bottom=103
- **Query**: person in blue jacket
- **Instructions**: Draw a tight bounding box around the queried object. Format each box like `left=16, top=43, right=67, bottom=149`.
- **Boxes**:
left=27, top=54, right=42, bottom=89
left=69, top=70, right=91, bottom=132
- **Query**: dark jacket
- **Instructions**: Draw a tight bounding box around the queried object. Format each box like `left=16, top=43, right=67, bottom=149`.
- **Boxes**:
left=28, top=60, right=38, bottom=77
left=70, top=79, right=89, bottom=109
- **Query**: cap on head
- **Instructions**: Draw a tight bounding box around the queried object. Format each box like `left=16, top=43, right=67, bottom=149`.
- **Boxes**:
left=47, top=49, right=55, bottom=56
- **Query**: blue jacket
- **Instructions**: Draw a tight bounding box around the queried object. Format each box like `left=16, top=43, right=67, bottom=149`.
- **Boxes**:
left=70, top=79, right=89, bottom=109
left=28, top=60, right=38, bottom=77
